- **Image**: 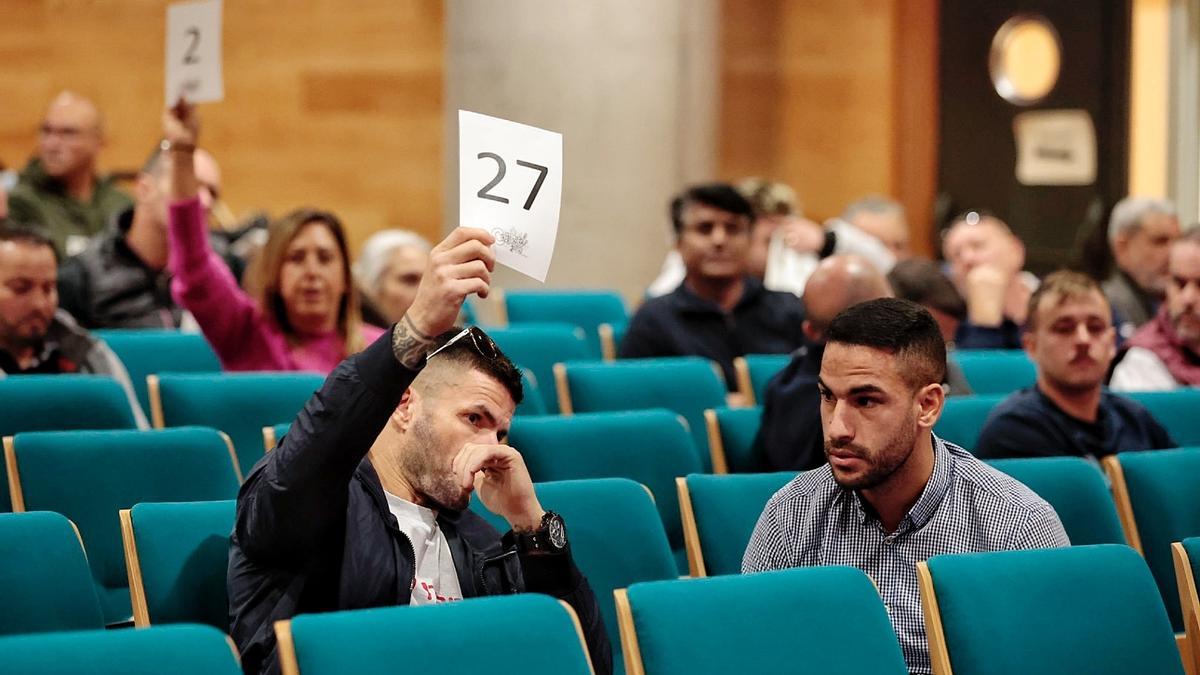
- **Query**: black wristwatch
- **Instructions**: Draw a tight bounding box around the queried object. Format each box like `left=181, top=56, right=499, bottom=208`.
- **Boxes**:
left=514, top=511, right=568, bottom=555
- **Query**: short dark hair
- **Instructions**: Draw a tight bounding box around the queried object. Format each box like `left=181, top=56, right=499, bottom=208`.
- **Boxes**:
left=826, top=297, right=947, bottom=389
left=0, top=222, right=58, bottom=262
left=669, top=183, right=755, bottom=236
left=427, top=327, right=524, bottom=405
left=887, top=259, right=967, bottom=321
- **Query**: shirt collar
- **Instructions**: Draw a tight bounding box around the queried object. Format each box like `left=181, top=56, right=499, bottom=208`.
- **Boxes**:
left=845, top=434, right=955, bottom=533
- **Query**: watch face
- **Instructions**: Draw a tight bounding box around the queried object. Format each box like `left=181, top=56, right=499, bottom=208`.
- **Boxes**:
left=547, top=514, right=567, bottom=549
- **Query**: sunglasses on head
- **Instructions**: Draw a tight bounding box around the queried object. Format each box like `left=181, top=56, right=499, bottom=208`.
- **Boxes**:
left=425, top=326, right=500, bottom=363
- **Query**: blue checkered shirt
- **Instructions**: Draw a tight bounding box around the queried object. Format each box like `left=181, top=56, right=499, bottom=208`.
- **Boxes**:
left=742, top=435, right=1069, bottom=674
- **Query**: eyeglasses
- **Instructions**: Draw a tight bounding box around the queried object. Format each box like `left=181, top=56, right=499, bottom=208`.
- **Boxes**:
left=425, top=325, right=500, bottom=363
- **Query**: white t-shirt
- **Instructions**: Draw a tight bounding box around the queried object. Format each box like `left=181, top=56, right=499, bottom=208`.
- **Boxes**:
left=384, top=491, right=463, bottom=606
left=1110, top=346, right=1181, bottom=392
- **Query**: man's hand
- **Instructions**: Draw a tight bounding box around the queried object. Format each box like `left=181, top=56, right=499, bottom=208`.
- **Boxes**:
left=163, top=98, right=199, bottom=147
left=777, top=216, right=826, bottom=254
left=452, top=443, right=544, bottom=532
left=964, top=264, right=1010, bottom=327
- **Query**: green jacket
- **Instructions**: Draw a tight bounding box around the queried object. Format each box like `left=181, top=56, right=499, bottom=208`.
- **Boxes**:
left=8, top=158, right=134, bottom=257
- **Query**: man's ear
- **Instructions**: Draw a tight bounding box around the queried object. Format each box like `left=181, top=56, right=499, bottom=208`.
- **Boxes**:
left=916, top=382, right=946, bottom=430
left=391, top=387, right=417, bottom=431
left=1021, top=326, right=1037, bottom=359
left=801, top=319, right=821, bottom=343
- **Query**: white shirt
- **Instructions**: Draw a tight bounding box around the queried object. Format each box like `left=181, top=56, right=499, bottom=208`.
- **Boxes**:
left=384, top=491, right=463, bottom=606
left=1109, top=347, right=1181, bottom=392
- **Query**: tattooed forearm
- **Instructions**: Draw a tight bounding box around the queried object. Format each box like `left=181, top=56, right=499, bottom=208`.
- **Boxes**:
left=392, top=315, right=437, bottom=370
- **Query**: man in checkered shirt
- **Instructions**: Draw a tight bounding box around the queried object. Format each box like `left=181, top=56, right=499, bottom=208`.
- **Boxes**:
left=743, top=297, right=1069, bottom=675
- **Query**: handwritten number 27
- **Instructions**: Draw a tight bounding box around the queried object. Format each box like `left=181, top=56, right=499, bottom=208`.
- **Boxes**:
left=476, top=153, right=549, bottom=211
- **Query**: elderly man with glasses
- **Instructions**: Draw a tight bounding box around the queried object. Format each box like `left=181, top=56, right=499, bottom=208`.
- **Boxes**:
left=227, top=228, right=611, bottom=675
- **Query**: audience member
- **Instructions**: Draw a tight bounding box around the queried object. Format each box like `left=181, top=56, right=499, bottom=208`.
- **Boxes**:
left=163, top=100, right=383, bottom=373
left=842, top=195, right=911, bottom=260
left=8, top=92, right=133, bottom=257
left=974, top=271, right=1174, bottom=460
left=743, top=298, right=1068, bottom=675
left=754, top=255, right=892, bottom=471
left=56, top=143, right=221, bottom=329
left=228, top=228, right=609, bottom=675
left=1102, top=197, right=1181, bottom=339
left=0, top=223, right=146, bottom=426
left=886, top=258, right=974, bottom=395
left=620, top=183, right=805, bottom=392
left=353, top=229, right=431, bottom=329
left=941, top=211, right=1035, bottom=348
left=1111, top=227, right=1200, bottom=390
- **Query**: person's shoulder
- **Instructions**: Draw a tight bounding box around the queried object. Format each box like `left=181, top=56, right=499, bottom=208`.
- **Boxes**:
left=763, top=465, right=837, bottom=514
left=946, top=443, right=1054, bottom=514
left=984, top=388, right=1044, bottom=421
left=1100, top=388, right=1161, bottom=423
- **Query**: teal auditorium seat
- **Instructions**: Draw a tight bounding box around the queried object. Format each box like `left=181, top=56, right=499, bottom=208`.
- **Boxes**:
left=617, top=566, right=908, bottom=675
left=504, top=289, right=628, bottom=359
left=6, top=428, right=240, bottom=624
left=951, top=349, right=1036, bottom=395
left=516, top=368, right=548, bottom=416
left=472, top=478, right=677, bottom=675
left=919, top=545, right=1183, bottom=675
left=279, top=594, right=593, bottom=675
left=556, top=357, right=726, bottom=471
left=509, top=410, right=700, bottom=573
left=678, top=471, right=796, bottom=577
left=150, top=372, right=324, bottom=476
left=121, top=500, right=236, bottom=628
left=1105, top=448, right=1200, bottom=632
left=0, top=375, right=139, bottom=512
left=0, top=624, right=242, bottom=675
left=489, top=322, right=594, bottom=413
left=598, top=321, right=628, bottom=361
left=705, top=406, right=763, bottom=473
left=93, top=329, right=221, bottom=417
left=1126, top=389, right=1200, bottom=447
left=987, top=457, right=1125, bottom=546
left=1174, top=537, right=1200, bottom=675
left=0, top=511, right=104, bottom=635
left=733, top=353, right=791, bottom=406
left=934, top=394, right=1006, bottom=452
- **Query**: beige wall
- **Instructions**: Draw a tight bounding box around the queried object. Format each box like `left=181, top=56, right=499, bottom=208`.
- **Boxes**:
left=1131, top=0, right=1170, bottom=198
left=445, top=0, right=718, bottom=310
left=0, top=0, right=445, bottom=255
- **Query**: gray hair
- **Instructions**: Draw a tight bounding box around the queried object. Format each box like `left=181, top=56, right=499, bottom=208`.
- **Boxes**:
left=1108, top=196, right=1177, bottom=243
left=842, top=195, right=905, bottom=222
left=353, top=229, right=431, bottom=290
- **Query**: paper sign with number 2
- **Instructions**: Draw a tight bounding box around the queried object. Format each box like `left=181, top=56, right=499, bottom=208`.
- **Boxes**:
left=165, top=0, right=224, bottom=105
left=459, top=110, right=563, bottom=283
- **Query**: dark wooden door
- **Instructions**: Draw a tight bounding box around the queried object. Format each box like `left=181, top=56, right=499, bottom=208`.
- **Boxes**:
left=937, top=0, right=1131, bottom=275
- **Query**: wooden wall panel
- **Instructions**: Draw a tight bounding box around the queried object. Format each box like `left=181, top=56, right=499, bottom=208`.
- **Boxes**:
left=0, top=0, right=444, bottom=253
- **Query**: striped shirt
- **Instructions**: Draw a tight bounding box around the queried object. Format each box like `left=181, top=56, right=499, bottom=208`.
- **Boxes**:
left=742, top=435, right=1069, bottom=674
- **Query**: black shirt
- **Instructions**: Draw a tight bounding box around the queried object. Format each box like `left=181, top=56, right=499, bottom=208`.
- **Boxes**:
left=753, top=341, right=824, bottom=471
left=619, top=277, right=805, bottom=391
left=974, top=385, right=1176, bottom=460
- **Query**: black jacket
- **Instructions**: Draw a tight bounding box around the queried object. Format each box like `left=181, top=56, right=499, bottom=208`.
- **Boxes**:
left=227, top=330, right=611, bottom=675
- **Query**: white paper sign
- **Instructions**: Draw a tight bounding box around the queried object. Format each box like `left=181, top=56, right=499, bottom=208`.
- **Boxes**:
left=458, top=110, right=563, bottom=282
left=165, top=0, right=224, bottom=105
left=1013, top=109, right=1097, bottom=186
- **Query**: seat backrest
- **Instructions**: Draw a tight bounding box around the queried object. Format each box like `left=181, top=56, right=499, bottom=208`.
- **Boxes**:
left=7, top=428, right=241, bottom=624
left=504, top=289, right=628, bottom=358
left=1174, top=537, right=1200, bottom=675
left=93, top=330, right=221, bottom=416
left=1106, top=448, right=1200, bottom=631
left=919, top=545, right=1183, bottom=675
left=617, top=566, right=907, bottom=675
left=1125, top=389, right=1200, bottom=447
left=0, top=511, right=104, bottom=635
left=734, top=353, right=791, bottom=407
left=679, top=472, right=796, bottom=577
left=986, top=457, right=1125, bottom=546
left=556, top=358, right=726, bottom=471
left=122, top=500, right=236, bottom=628
left=951, top=349, right=1036, bottom=395
left=472, top=477, right=676, bottom=674
left=598, top=321, right=628, bottom=362
left=151, top=372, right=324, bottom=477
left=279, top=594, right=593, bottom=675
left=489, top=322, right=593, bottom=413
left=509, top=411, right=700, bottom=565
left=0, top=623, right=242, bottom=675
left=933, top=394, right=1006, bottom=452
left=705, top=406, right=762, bottom=474
left=0, top=375, right=139, bottom=513
left=517, top=367, right=548, bottom=416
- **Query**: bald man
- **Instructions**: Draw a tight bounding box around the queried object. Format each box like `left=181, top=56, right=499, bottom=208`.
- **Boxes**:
left=9, top=92, right=133, bottom=256
left=754, top=255, right=892, bottom=471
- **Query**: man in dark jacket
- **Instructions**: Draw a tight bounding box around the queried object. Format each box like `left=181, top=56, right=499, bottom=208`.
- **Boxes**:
left=227, top=227, right=611, bottom=675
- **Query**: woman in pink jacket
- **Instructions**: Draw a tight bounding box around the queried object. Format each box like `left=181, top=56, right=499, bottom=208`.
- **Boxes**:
left=162, top=101, right=383, bottom=373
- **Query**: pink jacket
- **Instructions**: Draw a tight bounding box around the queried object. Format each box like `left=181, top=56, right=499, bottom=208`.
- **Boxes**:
left=168, top=198, right=383, bottom=373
